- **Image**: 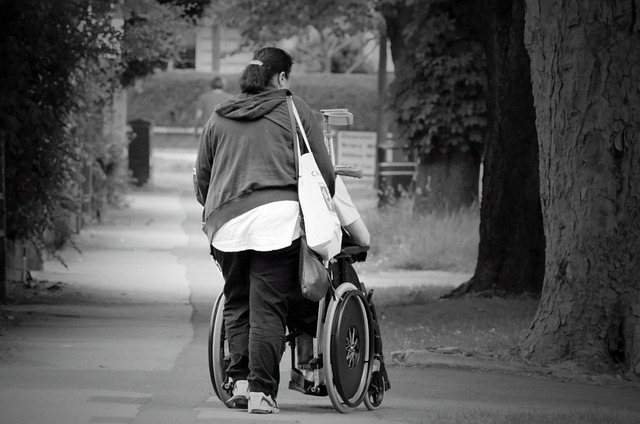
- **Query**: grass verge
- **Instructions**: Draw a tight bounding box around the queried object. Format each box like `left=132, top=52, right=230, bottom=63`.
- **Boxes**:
left=344, top=182, right=479, bottom=273
left=368, top=285, right=539, bottom=360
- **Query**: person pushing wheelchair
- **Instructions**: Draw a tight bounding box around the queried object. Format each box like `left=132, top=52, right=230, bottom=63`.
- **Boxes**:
left=195, top=46, right=372, bottom=415
left=195, top=47, right=336, bottom=415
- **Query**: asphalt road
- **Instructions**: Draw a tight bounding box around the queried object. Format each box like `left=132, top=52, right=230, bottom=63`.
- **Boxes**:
left=0, top=150, right=638, bottom=424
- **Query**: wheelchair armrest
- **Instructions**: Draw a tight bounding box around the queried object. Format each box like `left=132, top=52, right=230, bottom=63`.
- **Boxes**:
left=335, top=164, right=362, bottom=179
left=335, top=244, right=369, bottom=263
left=339, top=245, right=369, bottom=255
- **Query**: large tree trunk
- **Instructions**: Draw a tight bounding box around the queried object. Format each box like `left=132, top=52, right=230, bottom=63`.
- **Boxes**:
left=413, top=149, right=480, bottom=214
left=447, top=0, right=544, bottom=297
left=520, top=0, right=640, bottom=378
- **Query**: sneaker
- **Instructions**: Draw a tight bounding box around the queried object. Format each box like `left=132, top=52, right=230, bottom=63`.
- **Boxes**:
left=248, top=392, right=279, bottom=414
left=226, top=379, right=249, bottom=408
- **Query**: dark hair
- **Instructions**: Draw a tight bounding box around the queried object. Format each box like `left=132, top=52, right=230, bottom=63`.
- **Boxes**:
left=239, top=47, right=293, bottom=94
left=210, top=76, right=225, bottom=90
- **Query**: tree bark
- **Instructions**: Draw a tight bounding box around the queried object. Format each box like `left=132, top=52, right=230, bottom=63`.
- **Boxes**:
left=520, top=0, right=640, bottom=378
left=379, top=2, right=414, bottom=88
left=447, top=0, right=545, bottom=297
left=413, top=149, right=480, bottom=214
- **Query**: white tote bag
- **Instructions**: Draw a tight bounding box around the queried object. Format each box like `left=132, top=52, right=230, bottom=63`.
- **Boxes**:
left=288, top=97, right=342, bottom=260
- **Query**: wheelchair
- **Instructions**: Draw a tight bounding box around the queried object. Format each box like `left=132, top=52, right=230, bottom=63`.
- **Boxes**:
left=207, top=242, right=390, bottom=413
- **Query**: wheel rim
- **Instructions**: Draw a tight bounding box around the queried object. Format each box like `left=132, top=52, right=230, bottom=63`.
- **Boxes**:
left=208, top=294, right=223, bottom=398
left=333, top=295, right=368, bottom=400
left=209, top=293, right=232, bottom=406
left=323, top=283, right=374, bottom=412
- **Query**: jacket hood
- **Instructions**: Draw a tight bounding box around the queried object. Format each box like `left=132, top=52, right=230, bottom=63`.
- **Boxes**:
left=216, top=88, right=289, bottom=121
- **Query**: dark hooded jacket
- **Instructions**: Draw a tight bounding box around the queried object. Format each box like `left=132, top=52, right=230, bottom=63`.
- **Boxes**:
left=195, top=88, right=335, bottom=245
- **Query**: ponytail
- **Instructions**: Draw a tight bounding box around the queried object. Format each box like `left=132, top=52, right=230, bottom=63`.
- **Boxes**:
left=239, top=47, right=293, bottom=94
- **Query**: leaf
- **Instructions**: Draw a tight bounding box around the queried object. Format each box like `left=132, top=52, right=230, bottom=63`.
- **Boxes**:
left=402, top=96, right=419, bottom=109
left=382, top=0, right=486, bottom=157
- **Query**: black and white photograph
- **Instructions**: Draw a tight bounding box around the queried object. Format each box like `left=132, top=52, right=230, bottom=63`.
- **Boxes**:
left=0, top=1, right=639, bottom=423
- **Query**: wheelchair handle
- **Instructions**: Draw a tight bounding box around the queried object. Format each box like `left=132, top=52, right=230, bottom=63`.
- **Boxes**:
left=335, top=164, right=362, bottom=179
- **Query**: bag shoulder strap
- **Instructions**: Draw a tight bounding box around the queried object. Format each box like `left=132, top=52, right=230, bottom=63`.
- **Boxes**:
left=286, top=94, right=301, bottom=178
left=291, top=100, right=313, bottom=153
left=286, top=94, right=306, bottom=233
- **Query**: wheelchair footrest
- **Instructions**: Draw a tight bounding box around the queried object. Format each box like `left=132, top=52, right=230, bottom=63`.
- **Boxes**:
left=289, top=368, right=327, bottom=397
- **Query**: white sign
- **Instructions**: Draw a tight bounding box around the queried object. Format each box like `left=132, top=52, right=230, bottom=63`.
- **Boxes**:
left=336, top=131, right=377, bottom=176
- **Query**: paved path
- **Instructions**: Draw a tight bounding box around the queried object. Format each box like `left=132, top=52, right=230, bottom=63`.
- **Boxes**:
left=0, top=150, right=638, bottom=424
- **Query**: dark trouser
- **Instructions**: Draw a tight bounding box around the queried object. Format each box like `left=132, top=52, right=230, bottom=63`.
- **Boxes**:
left=212, top=238, right=317, bottom=398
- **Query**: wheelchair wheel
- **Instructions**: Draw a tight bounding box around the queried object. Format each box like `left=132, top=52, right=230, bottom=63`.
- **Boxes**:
left=322, top=283, right=374, bottom=413
left=208, top=292, right=233, bottom=406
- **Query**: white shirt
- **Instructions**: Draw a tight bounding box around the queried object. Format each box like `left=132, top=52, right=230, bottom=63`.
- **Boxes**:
left=333, top=176, right=360, bottom=226
left=211, top=201, right=301, bottom=252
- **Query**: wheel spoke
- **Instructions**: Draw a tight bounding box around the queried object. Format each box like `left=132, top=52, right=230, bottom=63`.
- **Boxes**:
left=344, top=327, right=360, bottom=368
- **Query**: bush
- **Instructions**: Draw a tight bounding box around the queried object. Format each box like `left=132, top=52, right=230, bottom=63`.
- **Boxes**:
left=0, top=1, right=117, bottom=250
left=127, top=71, right=381, bottom=131
left=0, top=1, right=205, bottom=262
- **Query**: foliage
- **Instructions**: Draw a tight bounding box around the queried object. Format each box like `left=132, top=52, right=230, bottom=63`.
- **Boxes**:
left=127, top=71, right=381, bottom=130
left=156, top=0, right=210, bottom=20
left=0, top=0, right=119, bottom=251
left=210, top=0, right=374, bottom=44
left=0, top=0, right=202, bottom=257
left=119, top=0, right=195, bottom=86
left=330, top=34, right=378, bottom=74
left=209, top=0, right=378, bottom=73
left=379, top=0, right=487, bottom=157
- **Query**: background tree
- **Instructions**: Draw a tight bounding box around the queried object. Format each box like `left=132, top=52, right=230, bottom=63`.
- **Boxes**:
left=209, top=0, right=376, bottom=73
left=157, top=0, right=209, bottom=18
left=519, top=0, right=640, bottom=378
left=119, top=0, right=197, bottom=86
left=81, top=0, right=206, bottom=219
left=378, top=0, right=486, bottom=213
left=210, top=0, right=484, bottom=214
left=445, top=0, right=544, bottom=297
left=0, top=0, right=201, bottom=268
left=0, top=0, right=119, bottom=251
left=295, top=26, right=378, bottom=74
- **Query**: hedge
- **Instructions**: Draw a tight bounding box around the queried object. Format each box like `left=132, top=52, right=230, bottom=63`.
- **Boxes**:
left=127, top=71, right=383, bottom=131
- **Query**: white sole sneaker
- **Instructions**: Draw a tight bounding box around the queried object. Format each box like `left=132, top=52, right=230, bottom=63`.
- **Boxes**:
left=248, top=392, right=279, bottom=414
left=226, top=379, right=249, bottom=408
